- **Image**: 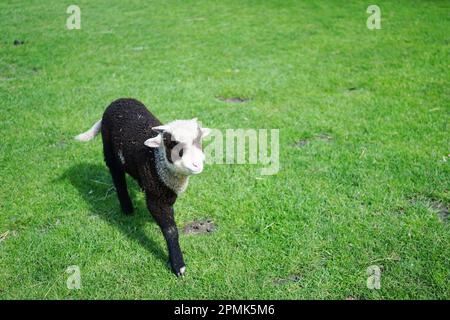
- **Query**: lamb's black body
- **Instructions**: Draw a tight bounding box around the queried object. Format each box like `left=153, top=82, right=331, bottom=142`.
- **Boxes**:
left=101, top=98, right=184, bottom=275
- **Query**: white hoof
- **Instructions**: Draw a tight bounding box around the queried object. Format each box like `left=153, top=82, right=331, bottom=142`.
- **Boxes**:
left=177, top=266, right=186, bottom=277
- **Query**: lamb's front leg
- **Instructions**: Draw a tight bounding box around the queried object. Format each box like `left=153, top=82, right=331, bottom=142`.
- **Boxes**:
left=146, top=198, right=185, bottom=276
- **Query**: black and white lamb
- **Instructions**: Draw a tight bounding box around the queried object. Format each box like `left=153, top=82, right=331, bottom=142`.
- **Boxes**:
left=75, top=98, right=211, bottom=276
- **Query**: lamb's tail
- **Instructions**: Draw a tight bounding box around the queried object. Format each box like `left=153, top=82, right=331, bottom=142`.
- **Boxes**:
left=74, top=120, right=102, bottom=142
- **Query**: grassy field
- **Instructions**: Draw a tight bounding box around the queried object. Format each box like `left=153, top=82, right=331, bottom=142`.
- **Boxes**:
left=0, top=0, right=449, bottom=299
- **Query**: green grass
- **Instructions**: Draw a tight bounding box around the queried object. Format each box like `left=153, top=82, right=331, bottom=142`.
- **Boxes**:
left=0, top=0, right=449, bottom=299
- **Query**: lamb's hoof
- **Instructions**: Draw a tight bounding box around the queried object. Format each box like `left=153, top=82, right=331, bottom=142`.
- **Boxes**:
left=176, top=266, right=186, bottom=277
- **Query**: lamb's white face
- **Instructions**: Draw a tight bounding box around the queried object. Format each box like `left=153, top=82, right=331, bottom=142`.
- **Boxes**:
left=144, top=118, right=211, bottom=175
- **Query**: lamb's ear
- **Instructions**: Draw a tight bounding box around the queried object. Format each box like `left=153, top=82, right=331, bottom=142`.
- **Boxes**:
left=144, top=134, right=163, bottom=148
left=200, top=127, right=211, bottom=138
left=152, top=125, right=170, bottom=133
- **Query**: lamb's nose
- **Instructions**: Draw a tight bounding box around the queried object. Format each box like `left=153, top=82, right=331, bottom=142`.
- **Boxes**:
left=192, top=162, right=200, bottom=168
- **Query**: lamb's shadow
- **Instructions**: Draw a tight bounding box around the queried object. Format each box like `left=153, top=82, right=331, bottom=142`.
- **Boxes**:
left=62, top=163, right=168, bottom=267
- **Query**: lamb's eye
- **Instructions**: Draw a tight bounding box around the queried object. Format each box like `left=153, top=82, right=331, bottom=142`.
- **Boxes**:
left=178, top=148, right=183, bottom=158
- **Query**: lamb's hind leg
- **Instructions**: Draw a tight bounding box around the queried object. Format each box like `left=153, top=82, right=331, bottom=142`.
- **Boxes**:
left=103, top=145, right=134, bottom=215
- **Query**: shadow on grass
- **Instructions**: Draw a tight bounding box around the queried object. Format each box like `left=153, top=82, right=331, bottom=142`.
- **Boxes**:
left=61, top=163, right=168, bottom=268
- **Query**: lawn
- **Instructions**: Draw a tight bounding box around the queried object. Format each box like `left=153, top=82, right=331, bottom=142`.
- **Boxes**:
left=0, top=0, right=449, bottom=299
